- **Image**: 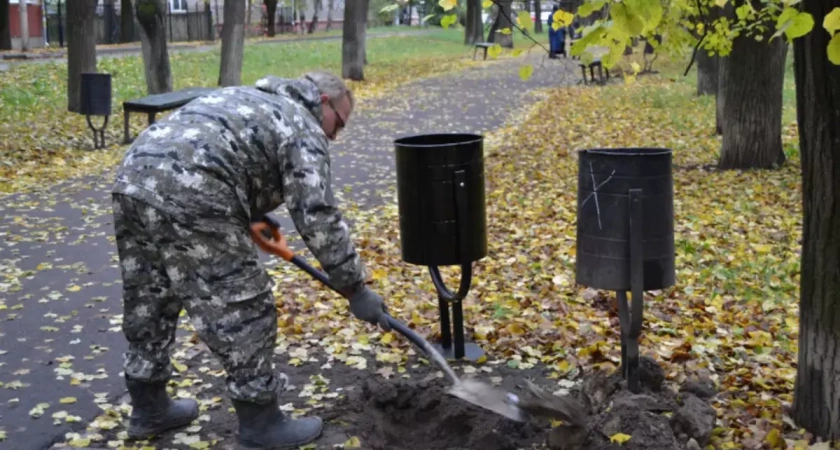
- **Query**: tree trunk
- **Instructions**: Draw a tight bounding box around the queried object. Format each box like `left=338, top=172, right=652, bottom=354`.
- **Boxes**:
left=297, top=4, right=306, bottom=33
left=103, top=0, right=117, bottom=44
left=696, top=50, right=718, bottom=96
left=341, top=0, right=368, bottom=80
left=715, top=56, right=725, bottom=135
left=464, top=0, right=484, bottom=45
left=66, top=0, right=98, bottom=113
left=136, top=0, right=172, bottom=94
left=18, top=0, right=28, bottom=51
left=362, top=1, right=368, bottom=64
left=121, top=0, right=135, bottom=42
left=308, top=0, right=321, bottom=34
left=488, top=0, right=513, bottom=48
left=717, top=25, right=787, bottom=170
left=487, top=6, right=499, bottom=42
left=326, top=0, right=334, bottom=30
left=694, top=2, right=718, bottom=96
left=219, top=0, right=246, bottom=86
left=715, top=1, right=733, bottom=136
left=246, top=0, right=252, bottom=25
left=0, top=0, right=10, bottom=50
left=791, top=0, right=840, bottom=439
left=265, top=0, right=277, bottom=36
left=534, top=0, right=542, bottom=33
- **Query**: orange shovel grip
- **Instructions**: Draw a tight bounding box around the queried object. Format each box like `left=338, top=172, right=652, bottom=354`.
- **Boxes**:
left=249, top=221, right=294, bottom=261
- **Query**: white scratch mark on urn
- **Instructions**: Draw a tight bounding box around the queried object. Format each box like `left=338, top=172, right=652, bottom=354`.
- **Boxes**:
left=580, top=163, right=615, bottom=231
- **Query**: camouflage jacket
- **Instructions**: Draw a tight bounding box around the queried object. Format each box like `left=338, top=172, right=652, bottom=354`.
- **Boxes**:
left=112, top=76, right=365, bottom=291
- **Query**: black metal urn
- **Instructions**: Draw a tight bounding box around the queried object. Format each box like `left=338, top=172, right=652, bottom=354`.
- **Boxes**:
left=575, top=147, right=676, bottom=393
left=394, top=132, right=488, bottom=361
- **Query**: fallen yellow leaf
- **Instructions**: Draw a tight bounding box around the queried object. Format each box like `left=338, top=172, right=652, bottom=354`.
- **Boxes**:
left=610, top=433, right=632, bottom=444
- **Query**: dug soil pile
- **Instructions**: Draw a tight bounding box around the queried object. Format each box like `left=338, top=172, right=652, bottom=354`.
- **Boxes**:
left=547, top=356, right=719, bottom=450
left=324, top=375, right=546, bottom=450
left=323, top=356, right=718, bottom=450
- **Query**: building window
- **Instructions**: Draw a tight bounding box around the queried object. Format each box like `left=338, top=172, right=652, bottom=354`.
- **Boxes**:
left=169, top=0, right=187, bottom=13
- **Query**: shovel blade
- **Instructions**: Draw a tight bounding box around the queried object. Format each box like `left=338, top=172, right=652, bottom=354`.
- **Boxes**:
left=447, top=379, right=528, bottom=422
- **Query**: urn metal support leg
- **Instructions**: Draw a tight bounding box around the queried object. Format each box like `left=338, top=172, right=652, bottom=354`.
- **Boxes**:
left=617, top=189, right=645, bottom=393
left=429, top=265, right=484, bottom=361
left=438, top=294, right=452, bottom=349
left=86, top=115, right=109, bottom=150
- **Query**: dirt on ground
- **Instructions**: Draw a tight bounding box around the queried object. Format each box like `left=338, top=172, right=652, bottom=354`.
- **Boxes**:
left=547, top=356, right=718, bottom=450
left=320, top=375, right=546, bottom=450
left=308, top=355, right=719, bottom=450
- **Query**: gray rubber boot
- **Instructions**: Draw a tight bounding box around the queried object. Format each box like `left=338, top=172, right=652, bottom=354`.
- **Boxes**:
left=231, top=398, right=324, bottom=449
left=125, top=378, right=200, bottom=439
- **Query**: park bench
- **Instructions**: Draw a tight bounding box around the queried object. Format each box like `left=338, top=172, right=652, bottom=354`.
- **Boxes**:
left=122, top=87, right=218, bottom=144
left=472, top=42, right=494, bottom=60
left=579, top=58, right=610, bottom=85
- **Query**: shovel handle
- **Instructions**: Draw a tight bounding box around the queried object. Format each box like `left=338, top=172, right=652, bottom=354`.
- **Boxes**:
left=384, top=316, right=425, bottom=350
left=249, top=215, right=458, bottom=382
left=386, top=315, right=460, bottom=383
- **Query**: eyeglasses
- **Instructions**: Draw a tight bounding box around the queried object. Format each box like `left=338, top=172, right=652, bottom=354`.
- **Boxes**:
left=327, top=99, right=346, bottom=132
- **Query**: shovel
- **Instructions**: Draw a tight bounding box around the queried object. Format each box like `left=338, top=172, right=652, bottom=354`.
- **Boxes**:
left=249, top=214, right=531, bottom=422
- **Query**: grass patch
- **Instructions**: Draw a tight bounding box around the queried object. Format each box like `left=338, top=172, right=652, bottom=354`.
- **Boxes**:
left=0, top=30, right=477, bottom=194
left=666, top=46, right=798, bottom=128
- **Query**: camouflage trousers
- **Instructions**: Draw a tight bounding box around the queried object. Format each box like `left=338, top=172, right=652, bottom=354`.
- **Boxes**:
left=112, top=194, right=285, bottom=404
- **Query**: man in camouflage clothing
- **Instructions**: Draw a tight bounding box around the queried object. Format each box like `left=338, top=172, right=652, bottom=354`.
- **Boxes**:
left=111, top=71, right=389, bottom=449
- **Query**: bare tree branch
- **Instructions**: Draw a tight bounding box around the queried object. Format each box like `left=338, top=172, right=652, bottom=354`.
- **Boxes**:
left=683, top=0, right=712, bottom=76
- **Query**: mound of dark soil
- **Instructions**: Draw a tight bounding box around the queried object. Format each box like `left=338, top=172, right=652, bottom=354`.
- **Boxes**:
left=324, top=376, right=546, bottom=450
left=548, top=357, right=718, bottom=450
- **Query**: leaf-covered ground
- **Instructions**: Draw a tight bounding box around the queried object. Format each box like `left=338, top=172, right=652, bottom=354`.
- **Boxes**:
left=468, top=66, right=804, bottom=448
left=1, top=40, right=816, bottom=449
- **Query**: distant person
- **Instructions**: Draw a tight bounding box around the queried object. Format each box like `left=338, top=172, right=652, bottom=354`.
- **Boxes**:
left=548, top=5, right=567, bottom=58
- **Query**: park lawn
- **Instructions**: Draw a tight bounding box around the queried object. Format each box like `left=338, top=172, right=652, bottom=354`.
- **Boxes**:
left=259, top=54, right=807, bottom=447
left=0, top=29, right=477, bottom=195
left=0, top=25, right=410, bottom=56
